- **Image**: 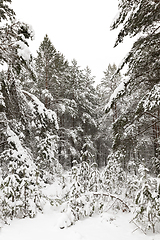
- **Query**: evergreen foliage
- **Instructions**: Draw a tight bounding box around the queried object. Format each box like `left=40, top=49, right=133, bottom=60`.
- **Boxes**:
left=34, top=34, right=69, bottom=105
left=102, top=151, right=125, bottom=194
left=0, top=0, right=15, bottom=22
left=126, top=164, right=160, bottom=233
left=105, top=0, right=160, bottom=171
left=32, top=40, right=99, bottom=168
left=1, top=0, right=160, bottom=235
left=36, top=134, right=62, bottom=182
left=96, top=63, right=122, bottom=166
left=0, top=126, right=45, bottom=222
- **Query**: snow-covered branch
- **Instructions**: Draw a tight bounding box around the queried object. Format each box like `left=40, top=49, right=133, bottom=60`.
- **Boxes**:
left=105, top=78, right=128, bottom=113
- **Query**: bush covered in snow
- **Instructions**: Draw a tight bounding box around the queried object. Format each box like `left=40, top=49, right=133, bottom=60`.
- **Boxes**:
left=56, top=158, right=129, bottom=228
left=0, top=127, right=46, bottom=223
left=124, top=164, right=160, bottom=233
left=133, top=165, right=160, bottom=233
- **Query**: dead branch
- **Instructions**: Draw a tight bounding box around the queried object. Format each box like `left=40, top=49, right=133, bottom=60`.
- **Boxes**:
left=92, top=192, right=130, bottom=212
left=130, top=219, right=146, bottom=235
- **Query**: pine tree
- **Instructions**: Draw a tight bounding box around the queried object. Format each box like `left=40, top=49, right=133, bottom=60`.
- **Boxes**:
left=0, top=0, right=34, bottom=74
left=0, top=3, right=63, bottom=224
left=66, top=61, right=97, bottom=135
left=100, top=64, right=121, bottom=101
left=110, top=0, right=160, bottom=96
left=34, top=35, right=69, bottom=107
left=96, top=64, right=122, bottom=167
left=53, top=61, right=98, bottom=168
left=106, top=0, right=160, bottom=171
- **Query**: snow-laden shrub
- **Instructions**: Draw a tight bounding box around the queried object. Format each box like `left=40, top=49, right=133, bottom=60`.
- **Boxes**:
left=0, top=150, right=45, bottom=222
left=131, top=165, right=160, bottom=233
left=58, top=161, right=101, bottom=226
left=101, top=152, right=125, bottom=194
left=36, top=134, right=63, bottom=183
left=0, top=127, right=46, bottom=223
left=58, top=160, right=128, bottom=228
left=125, top=174, right=139, bottom=200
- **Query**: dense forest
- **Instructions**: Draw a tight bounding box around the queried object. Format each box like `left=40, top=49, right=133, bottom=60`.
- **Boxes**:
left=0, top=0, right=160, bottom=234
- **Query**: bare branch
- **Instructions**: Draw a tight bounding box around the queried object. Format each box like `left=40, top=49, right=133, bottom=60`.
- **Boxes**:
left=93, top=192, right=130, bottom=211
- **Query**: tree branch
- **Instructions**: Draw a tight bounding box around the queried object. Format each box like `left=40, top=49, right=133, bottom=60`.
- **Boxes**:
left=144, top=111, right=159, bottom=120
left=134, top=119, right=160, bottom=138
left=93, top=192, right=130, bottom=211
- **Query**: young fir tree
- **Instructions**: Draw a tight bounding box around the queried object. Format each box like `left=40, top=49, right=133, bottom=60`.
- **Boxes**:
left=36, top=134, right=62, bottom=182
left=61, top=160, right=101, bottom=225
left=132, top=165, right=160, bottom=233
left=0, top=125, right=44, bottom=222
left=101, top=151, right=125, bottom=194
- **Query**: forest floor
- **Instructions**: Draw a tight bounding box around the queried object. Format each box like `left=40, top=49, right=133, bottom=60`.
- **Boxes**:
left=0, top=181, right=160, bottom=240
left=0, top=204, right=160, bottom=240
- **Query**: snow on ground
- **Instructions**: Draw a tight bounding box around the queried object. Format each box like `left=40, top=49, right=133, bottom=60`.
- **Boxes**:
left=0, top=180, right=159, bottom=240
left=0, top=207, right=159, bottom=240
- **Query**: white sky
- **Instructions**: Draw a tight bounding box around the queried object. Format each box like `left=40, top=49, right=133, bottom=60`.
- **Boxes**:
left=11, top=0, right=133, bottom=84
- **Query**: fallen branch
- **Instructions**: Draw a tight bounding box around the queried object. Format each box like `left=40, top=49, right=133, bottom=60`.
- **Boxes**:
left=92, top=192, right=130, bottom=212
left=130, top=219, right=146, bottom=235
left=105, top=198, right=118, bottom=212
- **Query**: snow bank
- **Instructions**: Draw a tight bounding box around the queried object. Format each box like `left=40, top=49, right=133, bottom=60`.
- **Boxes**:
left=0, top=210, right=159, bottom=240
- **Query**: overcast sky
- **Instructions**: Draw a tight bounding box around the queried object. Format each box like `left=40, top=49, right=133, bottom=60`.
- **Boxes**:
left=12, top=0, right=133, bottom=84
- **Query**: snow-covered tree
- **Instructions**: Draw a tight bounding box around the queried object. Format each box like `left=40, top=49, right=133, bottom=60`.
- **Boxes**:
left=0, top=126, right=45, bottom=222
left=105, top=0, right=160, bottom=171
left=132, top=165, right=160, bottom=233
left=34, top=34, right=69, bottom=106
left=36, top=134, right=62, bottom=182
left=0, top=2, right=63, bottom=225
left=0, top=0, right=15, bottom=22
left=0, top=0, right=34, bottom=74
left=101, top=151, right=125, bottom=194
left=61, top=161, right=102, bottom=224
left=96, top=63, right=122, bottom=167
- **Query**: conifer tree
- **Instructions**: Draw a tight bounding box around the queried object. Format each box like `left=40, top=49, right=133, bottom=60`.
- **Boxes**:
left=96, top=64, right=122, bottom=166
left=35, top=35, right=69, bottom=106
left=106, top=0, right=160, bottom=171
left=0, top=0, right=15, bottom=22
left=52, top=60, right=98, bottom=167
left=0, top=2, right=61, bottom=223
left=0, top=0, right=34, bottom=74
